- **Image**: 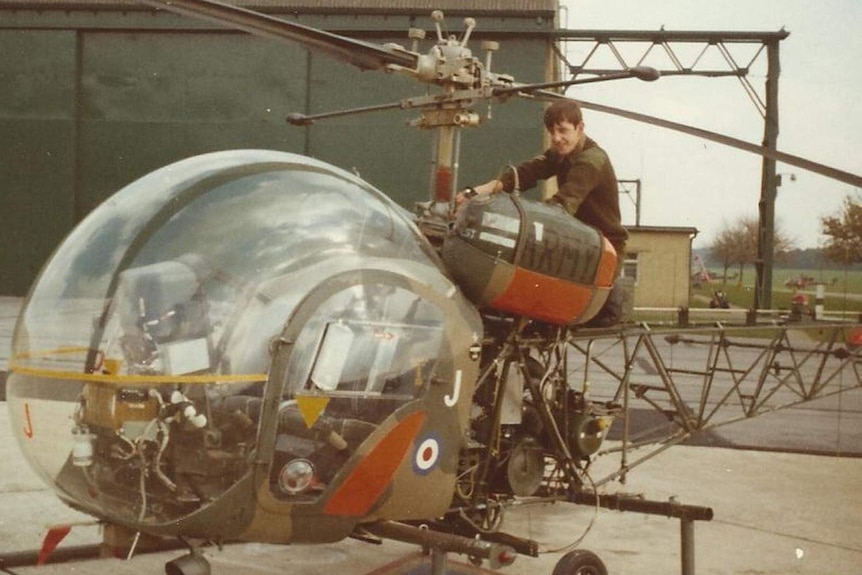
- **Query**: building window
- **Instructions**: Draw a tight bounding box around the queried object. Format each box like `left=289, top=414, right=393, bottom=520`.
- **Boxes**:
left=622, top=252, right=639, bottom=284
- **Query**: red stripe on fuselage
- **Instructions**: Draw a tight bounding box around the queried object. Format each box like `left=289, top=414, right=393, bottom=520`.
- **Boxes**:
left=324, top=411, right=426, bottom=517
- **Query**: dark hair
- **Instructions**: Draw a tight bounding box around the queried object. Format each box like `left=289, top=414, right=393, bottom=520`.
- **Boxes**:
left=543, top=100, right=583, bottom=130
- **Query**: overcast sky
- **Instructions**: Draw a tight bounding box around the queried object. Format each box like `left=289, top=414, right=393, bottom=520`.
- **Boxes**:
left=559, top=0, right=861, bottom=250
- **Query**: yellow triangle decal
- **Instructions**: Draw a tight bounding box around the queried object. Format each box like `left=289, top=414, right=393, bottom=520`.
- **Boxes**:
left=296, top=395, right=330, bottom=429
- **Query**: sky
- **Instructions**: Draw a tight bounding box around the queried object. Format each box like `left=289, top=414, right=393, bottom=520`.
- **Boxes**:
left=559, top=0, right=862, bottom=250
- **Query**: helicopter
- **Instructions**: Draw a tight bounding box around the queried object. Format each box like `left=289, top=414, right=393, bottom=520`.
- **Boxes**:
left=5, top=2, right=862, bottom=575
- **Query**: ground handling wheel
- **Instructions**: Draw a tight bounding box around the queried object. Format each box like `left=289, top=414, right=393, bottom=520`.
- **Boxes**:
left=552, top=549, right=608, bottom=575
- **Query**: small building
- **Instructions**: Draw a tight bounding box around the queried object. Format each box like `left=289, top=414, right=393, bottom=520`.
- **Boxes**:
left=623, top=226, right=699, bottom=309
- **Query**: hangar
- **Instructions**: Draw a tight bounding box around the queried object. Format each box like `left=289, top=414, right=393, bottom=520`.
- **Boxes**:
left=0, top=0, right=557, bottom=294
left=0, top=0, right=695, bottom=309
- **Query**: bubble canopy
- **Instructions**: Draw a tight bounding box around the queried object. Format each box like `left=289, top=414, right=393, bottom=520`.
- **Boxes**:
left=8, top=150, right=481, bottom=529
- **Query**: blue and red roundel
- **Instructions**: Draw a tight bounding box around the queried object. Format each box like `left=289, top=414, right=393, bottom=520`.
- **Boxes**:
left=413, top=434, right=442, bottom=476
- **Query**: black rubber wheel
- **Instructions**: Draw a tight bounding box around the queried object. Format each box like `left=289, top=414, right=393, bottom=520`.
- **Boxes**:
left=552, top=549, right=608, bottom=575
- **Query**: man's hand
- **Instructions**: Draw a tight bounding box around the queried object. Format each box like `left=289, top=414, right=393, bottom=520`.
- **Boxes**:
left=454, top=180, right=502, bottom=208
left=454, top=187, right=478, bottom=208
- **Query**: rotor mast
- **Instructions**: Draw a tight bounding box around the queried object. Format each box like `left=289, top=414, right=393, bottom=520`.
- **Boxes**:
left=411, top=11, right=484, bottom=205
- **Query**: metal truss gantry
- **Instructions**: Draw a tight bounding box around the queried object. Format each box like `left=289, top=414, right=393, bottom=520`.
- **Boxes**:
left=553, top=28, right=788, bottom=310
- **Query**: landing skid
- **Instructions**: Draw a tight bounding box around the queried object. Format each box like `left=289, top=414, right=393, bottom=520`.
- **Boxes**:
left=329, top=545, right=607, bottom=575
left=2, top=501, right=712, bottom=575
left=359, top=550, right=506, bottom=575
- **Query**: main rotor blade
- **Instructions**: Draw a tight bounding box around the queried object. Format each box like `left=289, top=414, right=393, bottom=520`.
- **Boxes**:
left=139, top=0, right=417, bottom=71
left=534, top=90, right=862, bottom=189
left=493, top=66, right=660, bottom=96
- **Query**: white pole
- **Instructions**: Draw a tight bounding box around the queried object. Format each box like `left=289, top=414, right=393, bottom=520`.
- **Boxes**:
left=815, top=283, right=825, bottom=320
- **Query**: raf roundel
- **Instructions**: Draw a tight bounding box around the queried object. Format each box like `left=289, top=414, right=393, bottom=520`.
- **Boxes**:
left=413, top=435, right=441, bottom=475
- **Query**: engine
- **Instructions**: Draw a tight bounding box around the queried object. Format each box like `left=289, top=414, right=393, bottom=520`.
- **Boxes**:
left=455, top=346, right=621, bottom=526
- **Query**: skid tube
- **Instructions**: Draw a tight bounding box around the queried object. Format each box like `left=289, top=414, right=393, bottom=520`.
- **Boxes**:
left=365, top=520, right=519, bottom=571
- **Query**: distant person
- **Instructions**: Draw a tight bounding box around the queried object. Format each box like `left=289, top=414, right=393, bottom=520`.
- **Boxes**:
left=710, top=290, right=730, bottom=309
left=456, top=99, right=627, bottom=327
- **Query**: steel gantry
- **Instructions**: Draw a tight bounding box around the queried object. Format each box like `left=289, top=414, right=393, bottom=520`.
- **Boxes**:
left=552, top=28, right=788, bottom=310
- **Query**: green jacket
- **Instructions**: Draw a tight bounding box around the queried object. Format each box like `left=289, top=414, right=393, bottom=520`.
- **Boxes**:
left=499, top=137, right=628, bottom=253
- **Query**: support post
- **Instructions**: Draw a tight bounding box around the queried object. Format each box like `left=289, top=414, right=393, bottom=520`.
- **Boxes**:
left=430, top=548, right=448, bottom=575
left=681, top=517, right=695, bottom=575
left=569, top=493, right=712, bottom=575
left=617, top=179, right=642, bottom=226
left=754, top=39, right=781, bottom=311
left=815, top=283, right=825, bottom=319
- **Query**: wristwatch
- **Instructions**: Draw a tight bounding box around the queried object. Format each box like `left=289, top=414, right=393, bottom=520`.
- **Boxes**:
left=464, top=187, right=478, bottom=199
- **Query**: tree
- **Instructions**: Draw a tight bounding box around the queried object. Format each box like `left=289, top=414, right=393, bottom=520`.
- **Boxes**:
left=821, top=197, right=862, bottom=264
left=710, top=216, right=793, bottom=285
left=710, top=224, right=744, bottom=285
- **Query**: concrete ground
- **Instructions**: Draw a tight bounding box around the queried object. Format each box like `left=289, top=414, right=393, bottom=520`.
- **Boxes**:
left=2, top=418, right=861, bottom=575
left=2, top=295, right=861, bottom=574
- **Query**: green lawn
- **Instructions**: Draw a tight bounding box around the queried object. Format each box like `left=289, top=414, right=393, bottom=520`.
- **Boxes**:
left=691, top=266, right=862, bottom=314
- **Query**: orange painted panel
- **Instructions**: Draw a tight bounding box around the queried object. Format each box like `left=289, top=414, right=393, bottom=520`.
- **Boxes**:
left=490, top=267, right=595, bottom=325
left=324, top=411, right=426, bottom=517
left=595, top=237, right=618, bottom=288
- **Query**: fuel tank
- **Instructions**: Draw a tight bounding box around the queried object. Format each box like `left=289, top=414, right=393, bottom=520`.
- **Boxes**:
left=441, top=193, right=617, bottom=325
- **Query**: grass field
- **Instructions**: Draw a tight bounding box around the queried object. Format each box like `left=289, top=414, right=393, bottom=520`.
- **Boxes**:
left=691, top=266, right=862, bottom=314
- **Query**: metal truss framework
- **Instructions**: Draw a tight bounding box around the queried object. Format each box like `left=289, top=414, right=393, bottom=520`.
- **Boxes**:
left=561, top=321, right=861, bottom=487
left=552, top=29, right=788, bottom=117
left=552, top=29, right=789, bottom=310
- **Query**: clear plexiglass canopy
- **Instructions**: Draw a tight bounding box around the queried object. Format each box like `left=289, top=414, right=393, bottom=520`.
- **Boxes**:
left=8, top=150, right=480, bottom=527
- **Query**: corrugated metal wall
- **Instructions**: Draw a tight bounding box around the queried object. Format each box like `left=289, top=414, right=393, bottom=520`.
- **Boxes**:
left=0, top=4, right=557, bottom=295
left=0, top=1, right=556, bottom=13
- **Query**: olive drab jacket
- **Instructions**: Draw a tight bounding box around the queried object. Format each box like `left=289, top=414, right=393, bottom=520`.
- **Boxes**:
left=499, top=137, right=628, bottom=254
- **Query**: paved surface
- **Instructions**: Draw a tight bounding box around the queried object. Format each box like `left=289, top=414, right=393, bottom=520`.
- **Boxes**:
left=2, top=417, right=861, bottom=575
left=2, top=296, right=862, bottom=574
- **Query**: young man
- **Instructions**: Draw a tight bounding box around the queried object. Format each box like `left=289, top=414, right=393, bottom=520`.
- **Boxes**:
left=457, top=99, right=627, bottom=326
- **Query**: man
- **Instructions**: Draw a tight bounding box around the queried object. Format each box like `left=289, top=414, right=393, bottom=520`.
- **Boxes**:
left=457, top=99, right=627, bottom=326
